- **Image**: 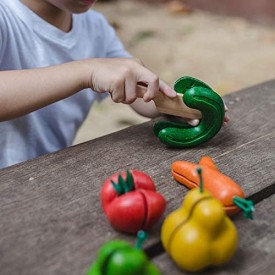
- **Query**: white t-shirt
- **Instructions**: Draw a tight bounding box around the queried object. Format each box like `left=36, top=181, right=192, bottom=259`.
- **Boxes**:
left=0, top=0, right=130, bottom=168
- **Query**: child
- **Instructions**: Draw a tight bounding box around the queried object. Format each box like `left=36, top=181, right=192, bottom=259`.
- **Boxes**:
left=0, top=0, right=228, bottom=168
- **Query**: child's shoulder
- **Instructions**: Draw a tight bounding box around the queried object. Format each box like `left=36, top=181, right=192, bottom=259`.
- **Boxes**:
left=0, top=0, right=14, bottom=29
left=80, top=9, right=110, bottom=26
left=0, top=0, right=9, bottom=15
left=0, top=0, right=16, bottom=12
left=76, top=9, right=115, bottom=35
left=0, top=0, right=28, bottom=23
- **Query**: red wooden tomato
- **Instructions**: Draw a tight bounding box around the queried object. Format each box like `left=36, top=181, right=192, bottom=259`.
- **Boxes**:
left=100, top=170, right=166, bottom=234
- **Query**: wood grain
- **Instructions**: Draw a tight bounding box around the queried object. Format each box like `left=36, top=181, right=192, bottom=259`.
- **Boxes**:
left=0, top=79, right=274, bottom=275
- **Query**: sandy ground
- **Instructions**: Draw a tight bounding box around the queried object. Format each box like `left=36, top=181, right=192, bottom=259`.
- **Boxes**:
left=74, top=0, right=275, bottom=144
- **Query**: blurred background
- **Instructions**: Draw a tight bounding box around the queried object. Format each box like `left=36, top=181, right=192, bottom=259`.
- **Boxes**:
left=74, top=0, right=275, bottom=144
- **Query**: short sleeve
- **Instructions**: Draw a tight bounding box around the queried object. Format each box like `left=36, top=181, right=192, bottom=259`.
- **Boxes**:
left=94, top=21, right=132, bottom=102
left=92, top=14, right=132, bottom=102
left=83, top=12, right=132, bottom=101
left=0, top=6, right=8, bottom=63
left=98, top=15, right=132, bottom=58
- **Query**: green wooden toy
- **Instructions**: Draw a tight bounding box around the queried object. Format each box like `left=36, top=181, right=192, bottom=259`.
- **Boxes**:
left=154, top=76, right=225, bottom=148
left=87, top=231, right=160, bottom=275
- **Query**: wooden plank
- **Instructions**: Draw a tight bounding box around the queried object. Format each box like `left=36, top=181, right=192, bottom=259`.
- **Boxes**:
left=151, top=194, right=275, bottom=275
left=149, top=129, right=275, bottom=215
left=0, top=79, right=274, bottom=274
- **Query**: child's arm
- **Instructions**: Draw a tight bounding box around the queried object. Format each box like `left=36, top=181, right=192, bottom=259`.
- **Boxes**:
left=0, top=61, right=85, bottom=121
left=0, top=58, right=176, bottom=122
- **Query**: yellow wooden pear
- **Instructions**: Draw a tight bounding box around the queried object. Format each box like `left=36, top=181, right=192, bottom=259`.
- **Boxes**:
left=161, top=168, right=238, bottom=272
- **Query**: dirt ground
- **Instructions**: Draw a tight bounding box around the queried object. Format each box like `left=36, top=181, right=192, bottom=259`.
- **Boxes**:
left=74, top=0, right=275, bottom=144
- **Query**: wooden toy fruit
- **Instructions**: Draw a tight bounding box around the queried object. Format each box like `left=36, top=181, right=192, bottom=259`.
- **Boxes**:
left=101, top=170, right=166, bottom=234
left=87, top=231, right=160, bottom=275
left=161, top=168, right=238, bottom=272
left=172, top=156, right=254, bottom=218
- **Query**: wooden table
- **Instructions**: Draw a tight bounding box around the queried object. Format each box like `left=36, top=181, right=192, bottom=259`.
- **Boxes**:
left=0, top=79, right=274, bottom=275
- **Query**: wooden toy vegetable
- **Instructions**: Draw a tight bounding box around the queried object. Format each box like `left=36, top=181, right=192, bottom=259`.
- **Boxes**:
left=161, top=168, right=238, bottom=272
left=87, top=231, right=160, bottom=275
left=171, top=156, right=254, bottom=218
left=153, top=76, right=225, bottom=148
left=101, top=170, right=166, bottom=234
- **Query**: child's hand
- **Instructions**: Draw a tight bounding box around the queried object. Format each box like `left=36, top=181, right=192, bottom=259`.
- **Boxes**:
left=87, top=58, right=176, bottom=103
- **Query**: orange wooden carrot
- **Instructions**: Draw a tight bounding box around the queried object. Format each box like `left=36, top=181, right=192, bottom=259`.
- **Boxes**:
left=172, top=156, right=254, bottom=218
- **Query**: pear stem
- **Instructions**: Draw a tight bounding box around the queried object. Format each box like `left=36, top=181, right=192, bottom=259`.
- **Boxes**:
left=233, top=196, right=255, bottom=219
left=197, top=167, right=203, bottom=193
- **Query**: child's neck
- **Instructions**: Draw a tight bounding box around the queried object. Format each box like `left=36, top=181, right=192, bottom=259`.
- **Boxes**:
left=20, top=0, right=72, bottom=32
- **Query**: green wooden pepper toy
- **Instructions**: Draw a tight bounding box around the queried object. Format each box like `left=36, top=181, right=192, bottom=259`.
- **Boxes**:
left=87, top=231, right=160, bottom=275
left=154, top=76, right=225, bottom=147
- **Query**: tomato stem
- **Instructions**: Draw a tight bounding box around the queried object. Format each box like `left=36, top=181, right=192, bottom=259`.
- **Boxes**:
left=111, top=170, right=135, bottom=195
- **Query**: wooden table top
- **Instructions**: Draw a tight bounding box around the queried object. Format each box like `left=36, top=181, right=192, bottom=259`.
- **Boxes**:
left=0, top=79, right=274, bottom=275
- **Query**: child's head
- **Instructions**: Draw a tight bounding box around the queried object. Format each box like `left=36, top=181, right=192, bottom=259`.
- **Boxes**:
left=23, top=0, right=97, bottom=14
left=48, top=0, right=97, bottom=13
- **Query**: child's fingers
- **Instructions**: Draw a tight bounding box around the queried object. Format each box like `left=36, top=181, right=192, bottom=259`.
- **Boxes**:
left=110, top=90, right=124, bottom=103
left=223, top=101, right=229, bottom=123
left=109, top=81, right=125, bottom=103
left=137, top=78, right=176, bottom=102
left=123, top=78, right=138, bottom=104
left=224, top=103, right=228, bottom=112
left=224, top=114, right=230, bottom=124
left=159, top=80, right=177, bottom=98
left=142, top=76, right=159, bottom=103
left=186, top=119, right=200, bottom=126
